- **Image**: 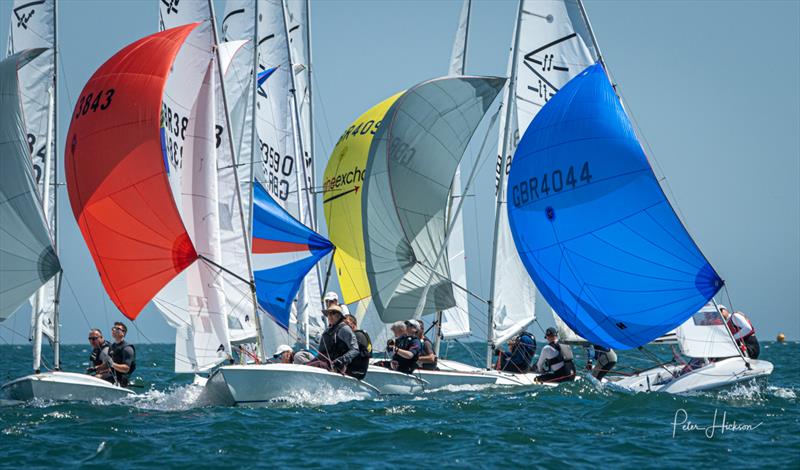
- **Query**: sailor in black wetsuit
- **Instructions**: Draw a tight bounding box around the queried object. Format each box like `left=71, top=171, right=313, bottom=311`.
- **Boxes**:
left=102, top=322, right=136, bottom=387
left=311, top=305, right=360, bottom=374
left=343, top=314, right=372, bottom=380
left=534, top=328, right=576, bottom=383
left=86, top=328, right=111, bottom=375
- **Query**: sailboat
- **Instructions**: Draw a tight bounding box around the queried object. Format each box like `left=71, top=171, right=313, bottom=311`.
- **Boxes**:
left=505, top=2, right=773, bottom=393
left=0, top=47, right=132, bottom=402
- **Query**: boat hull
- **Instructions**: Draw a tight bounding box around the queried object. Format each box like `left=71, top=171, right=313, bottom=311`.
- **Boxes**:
left=364, top=365, right=426, bottom=394
left=202, top=364, right=379, bottom=406
left=608, top=357, right=774, bottom=394
left=0, top=371, right=135, bottom=402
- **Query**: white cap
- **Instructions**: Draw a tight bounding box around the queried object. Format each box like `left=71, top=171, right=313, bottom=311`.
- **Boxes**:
left=323, top=291, right=339, bottom=302
left=273, top=344, right=293, bottom=356
left=717, top=304, right=728, bottom=312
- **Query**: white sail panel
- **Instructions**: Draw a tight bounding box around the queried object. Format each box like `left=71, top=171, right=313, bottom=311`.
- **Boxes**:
left=180, top=61, right=231, bottom=372
left=490, top=0, right=596, bottom=345
left=448, top=0, right=470, bottom=76
left=0, top=49, right=60, bottom=320
left=6, top=0, right=56, bottom=341
left=676, top=304, right=740, bottom=359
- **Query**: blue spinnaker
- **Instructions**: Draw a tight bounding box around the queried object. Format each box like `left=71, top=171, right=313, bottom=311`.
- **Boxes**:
left=251, top=182, right=333, bottom=330
left=507, top=63, right=722, bottom=349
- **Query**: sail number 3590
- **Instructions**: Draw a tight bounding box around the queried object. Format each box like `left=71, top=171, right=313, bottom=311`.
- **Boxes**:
left=74, top=89, right=115, bottom=119
left=512, top=162, right=592, bottom=207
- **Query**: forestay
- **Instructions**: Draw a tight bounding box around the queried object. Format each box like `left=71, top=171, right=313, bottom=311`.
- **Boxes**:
left=65, top=25, right=200, bottom=319
left=676, top=303, right=739, bottom=359
left=363, top=76, right=505, bottom=323
left=507, top=63, right=723, bottom=349
left=491, top=0, right=597, bottom=346
left=0, top=49, right=60, bottom=320
left=6, top=0, right=57, bottom=341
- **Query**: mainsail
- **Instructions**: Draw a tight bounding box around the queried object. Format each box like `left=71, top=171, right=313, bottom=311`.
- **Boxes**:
left=363, top=76, right=505, bottom=323
left=6, top=0, right=57, bottom=342
left=65, top=25, right=201, bottom=319
left=490, top=0, right=597, bottom=348
left=0, top=48, right=60, bottom=320
left=506, top=63, right=723, bottom=349
left=675, top=303, right=739, bottom=359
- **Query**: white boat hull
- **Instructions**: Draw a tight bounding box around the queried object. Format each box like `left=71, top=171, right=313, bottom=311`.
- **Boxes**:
left=373, top=359, right=559, bottom=390
left=364, top=365, right=426, bottom=394
left=608, top=357, right=774, bottom=394
left=202, top=364, right=379, bottom=406
left=0, top=371, right=135, bottom=402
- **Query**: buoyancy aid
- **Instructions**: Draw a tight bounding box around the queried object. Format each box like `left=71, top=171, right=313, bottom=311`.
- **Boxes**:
left=544, top=341, right=575, bottom=376
left=348, top=329, right=372, bottom=380
left=727, top=315, right=756, bottom=340
left=318, top=320, right=351, bottom=364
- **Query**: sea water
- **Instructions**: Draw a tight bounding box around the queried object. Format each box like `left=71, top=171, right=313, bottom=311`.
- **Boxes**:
left=1, top=341, right=797, bottom=468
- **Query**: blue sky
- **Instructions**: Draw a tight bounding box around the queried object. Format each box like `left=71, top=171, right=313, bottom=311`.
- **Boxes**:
left=0, top=0, right=797, bottom=346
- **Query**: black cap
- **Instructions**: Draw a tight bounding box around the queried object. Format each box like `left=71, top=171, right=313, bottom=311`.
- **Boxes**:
left=545, top=327, right=558, bottom=338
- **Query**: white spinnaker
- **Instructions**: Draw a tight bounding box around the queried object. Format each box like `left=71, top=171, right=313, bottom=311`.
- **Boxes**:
left=676, top=304, right=740, bottom=359
left=491, top=0, right=596, bottom=345
left=0, top=49, right=60, bottom=321
left=179, top=60, right=232, bottom=372
left=440, top=0, right=472, bottom=340
left=285, top=0, right=325, bottom=344
left=6, top=0, right=56, bottom=341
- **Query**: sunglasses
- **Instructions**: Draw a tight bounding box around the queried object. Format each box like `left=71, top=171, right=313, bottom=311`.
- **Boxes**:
left=112, top=327, right=125, bottom=332
left=88, top=336, right=99, bottom=340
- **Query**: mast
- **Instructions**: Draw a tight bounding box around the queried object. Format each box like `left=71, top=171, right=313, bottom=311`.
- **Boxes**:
left=208, top=0, right=265, bottom=361
left=576, top=0, right=604, bottom=66
left=486, top=0, right=523, bottom=369
left=281, top=0, right=321, bottom=349
left=51, top=0, right=60, bottom=371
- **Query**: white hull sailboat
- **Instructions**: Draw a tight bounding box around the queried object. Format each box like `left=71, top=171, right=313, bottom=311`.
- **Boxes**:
left=2, top=372, right=134, bottom=403
left=203, top=364, right=378, bottom=406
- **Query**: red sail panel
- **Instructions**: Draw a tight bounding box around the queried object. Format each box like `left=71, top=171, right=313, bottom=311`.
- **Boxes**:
left=65, top=24, right=200, bottom=319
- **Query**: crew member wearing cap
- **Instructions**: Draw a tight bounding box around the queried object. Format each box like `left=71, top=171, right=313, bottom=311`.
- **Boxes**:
left=415, top=319, right=438, bottom=370
left=719, top=305, right=760, bottom=359
left=323, top=291, right=351, bottom=316
left=533, top=327, right=576, bottom=383
left=272, top=344, right=315, bottom=365
left=313, top=304, right=360, bottom=374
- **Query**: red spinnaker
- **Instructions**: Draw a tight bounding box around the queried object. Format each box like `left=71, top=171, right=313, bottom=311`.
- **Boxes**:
left=66, top=24, right=200, bottom=319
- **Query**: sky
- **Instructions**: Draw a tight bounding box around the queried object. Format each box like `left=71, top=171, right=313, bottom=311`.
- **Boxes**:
left=0, top=0, right=798, bottom=348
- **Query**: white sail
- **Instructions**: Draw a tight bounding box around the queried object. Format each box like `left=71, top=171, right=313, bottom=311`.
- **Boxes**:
left=0, top=49, right=60, bottom=321
left=439, top=0, right=472, bottom=340
left=180, top=60, right=232, bottom=372
left=6, top=0, right=56, bottom=341
left=676, top=303, right=740, bottom=359
left=490, top=0, right=596, bottom=346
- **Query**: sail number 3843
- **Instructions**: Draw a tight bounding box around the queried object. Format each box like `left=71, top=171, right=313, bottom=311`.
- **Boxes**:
left=512, top=162, right=592, bottom=207
left=74, top=89, right=115, bottom=119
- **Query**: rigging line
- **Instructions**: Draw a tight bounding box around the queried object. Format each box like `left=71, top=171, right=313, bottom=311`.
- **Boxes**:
left=310, top=73, right=336, bottom=160
left=62, top=276, right=91, bottom=330
left=638, top=345, right=676, bottom=378
left=0, top=323, right=29, bottom=342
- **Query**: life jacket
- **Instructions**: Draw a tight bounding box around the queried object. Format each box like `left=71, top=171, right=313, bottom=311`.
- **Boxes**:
left=419, top=337, right=438, bottom=370
left=393, top=335, right=421, bottom=374
left=90, top=340, right=111, bottom=366
left=727, top=315, right=755, bottom=340
left=318, top=320, right=351, bottom=364
left=110, top=341, right=136, bottom=386
left=347, top=329, right=372, bottom=380
left=544, top=341, right=574, bottom=375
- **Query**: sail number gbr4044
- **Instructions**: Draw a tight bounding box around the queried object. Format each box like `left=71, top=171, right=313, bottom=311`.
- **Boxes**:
left=511, top=161, right=592, bottom=207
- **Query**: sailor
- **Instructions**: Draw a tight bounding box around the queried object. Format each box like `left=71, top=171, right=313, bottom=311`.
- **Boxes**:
left=102, top=322, right=136, bottom=387
left=313, top=305, right=360, bottom=374
left=415, top=319, right=438, bottom=370
left=495, top=331, right=537, bottom=373
left=534, top=327, right=576, bottom=383
left=719, top=305, right=760, bottom=359
left=585, top=344, right=617, bottom=381
left=273, top=344, right=295, bottom=364
left=323, top=291, right=351, bottom=317
left=86, top=328, right=111, bottom=375
left=343, top=314, right=372, bottom=380
left=391, top=321, right=422, bottom=374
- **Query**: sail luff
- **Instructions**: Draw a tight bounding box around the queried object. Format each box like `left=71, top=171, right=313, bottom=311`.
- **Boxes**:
left=448, top=0, right=471, bottom=76
left=486, top=0, right=525, bottom=368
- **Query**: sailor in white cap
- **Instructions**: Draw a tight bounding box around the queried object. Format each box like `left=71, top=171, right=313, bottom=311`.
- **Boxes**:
left=323, top=291, right=351, bottom=316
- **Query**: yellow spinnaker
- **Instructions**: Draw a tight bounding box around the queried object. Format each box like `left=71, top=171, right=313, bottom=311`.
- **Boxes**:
left=322, top=92, right=402, bottom=303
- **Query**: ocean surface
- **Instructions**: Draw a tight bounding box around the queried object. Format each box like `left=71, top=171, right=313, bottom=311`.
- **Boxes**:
left=0, top=341, right=797, bottom=468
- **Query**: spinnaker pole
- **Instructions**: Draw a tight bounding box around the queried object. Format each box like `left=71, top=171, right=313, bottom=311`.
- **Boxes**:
left=486, top=0, right=523, bottom=369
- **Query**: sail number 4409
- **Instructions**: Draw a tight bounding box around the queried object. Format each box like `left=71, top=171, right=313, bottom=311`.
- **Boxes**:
left=512, top=162, right=592, bottom=207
